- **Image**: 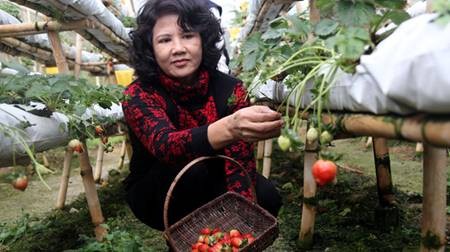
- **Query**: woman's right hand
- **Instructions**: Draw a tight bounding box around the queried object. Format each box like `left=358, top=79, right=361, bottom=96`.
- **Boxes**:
left=227, top=105, right=283, bottom=143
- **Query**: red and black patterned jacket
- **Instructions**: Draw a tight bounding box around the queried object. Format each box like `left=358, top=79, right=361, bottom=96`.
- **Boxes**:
left=122, top=69, right=256, bottom=199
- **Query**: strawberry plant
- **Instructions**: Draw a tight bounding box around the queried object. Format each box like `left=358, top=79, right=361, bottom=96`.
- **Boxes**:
left=234, top=0, right=412, bottom=158
left=0, top=72, right=125, bottom=188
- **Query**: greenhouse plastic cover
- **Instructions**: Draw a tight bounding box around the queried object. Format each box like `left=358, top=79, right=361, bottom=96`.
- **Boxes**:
left=8, top=0, right=131, bottom=61
left=0, top=102, right=123, bottom=167
left=255, top=13, right=450, bottom=115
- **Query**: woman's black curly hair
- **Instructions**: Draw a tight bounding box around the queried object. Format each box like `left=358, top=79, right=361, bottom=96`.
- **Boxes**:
left=129, top=0, right=223, bottom=82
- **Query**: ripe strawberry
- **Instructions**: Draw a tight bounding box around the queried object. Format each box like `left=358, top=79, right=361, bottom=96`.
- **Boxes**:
left=192, top=242, right=204, bottom=249
left=229, top=229, right=241, bottom=238
left=200, top=227, right=211, bottom=235
left=230, top=237, right=243, bottom=248
left=198, top=243, right=209, bottom=252
left=12, top=175, right=28, bottom=191
left=312, top=159, right=337, bottom=186
left=68, top=139, right=83, bottom=153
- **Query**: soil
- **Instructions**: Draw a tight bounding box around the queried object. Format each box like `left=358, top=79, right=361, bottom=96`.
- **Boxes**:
left=0, top=143, right=126, bottom=224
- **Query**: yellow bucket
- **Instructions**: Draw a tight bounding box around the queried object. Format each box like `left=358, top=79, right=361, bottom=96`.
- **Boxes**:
left=114, top=69, right=134, bottom=86
left=45, top=66, right=59, bottom=75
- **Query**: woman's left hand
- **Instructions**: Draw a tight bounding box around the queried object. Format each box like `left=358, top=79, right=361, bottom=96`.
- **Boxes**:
left=208, top=105, right=283, bottom=149
left=228, top=105, right=283, bottom=142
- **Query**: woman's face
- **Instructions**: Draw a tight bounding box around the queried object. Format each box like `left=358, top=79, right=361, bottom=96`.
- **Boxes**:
left=152, top=15, right=202, bottom=83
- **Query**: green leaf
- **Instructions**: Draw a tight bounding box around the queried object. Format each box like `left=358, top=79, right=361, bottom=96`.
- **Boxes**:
left=337, top=1, right=377, bottom=27
left=269, top=16, right=289, bottom=29
left=374, top=0, right=407, bottom=9
left=261, top=28, right=285, bottom=40
left=241, top=33, right=263, bottom=54
left=286, top=15, right=310, bottom=37
left=314, top=19, right=339, bottom=36
left=334, top=28, right=370, bottom=60
left=242, top=51, right=259, bottom=71
left=316, top=0, right=336, bottom=16
left=386, top=10, right=410, bottom=25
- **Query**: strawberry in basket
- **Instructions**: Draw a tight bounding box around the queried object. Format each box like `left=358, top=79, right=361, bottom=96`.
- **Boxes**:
left=191, top=227, right=255, bottom=252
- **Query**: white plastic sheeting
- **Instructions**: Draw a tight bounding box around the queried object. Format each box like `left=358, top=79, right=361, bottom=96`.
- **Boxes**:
left=9, top=0, right=131, bottom=61
left=0, top=103, right=123, bottom=167
left=254, top=13, right=450, bottom=115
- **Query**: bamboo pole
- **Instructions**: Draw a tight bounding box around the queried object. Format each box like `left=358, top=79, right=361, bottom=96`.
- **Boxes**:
left=256, top=140, right=265, bottom=171
left=299, top=128, right=319, bottom=248
left=78, top=142, right=107, bottom=241
left=125, top=134, right=133, bottom=160
left=0, top=37, right=52, bottom=58
left=262, top=139, right=273, bottom=178
left=261, top=102, right=450, bottom=146
left=56, top=149, right=74, bottom=209
left=0, top=19, right=93, bottom=38
left=118, top=138, right=127, bottom=170
left=74, top=34, right=83, bottom=79
left=372, top=138, right=396, bottom=206
left=47, top=31, right=69, bottom=73
left=426, top=0, right=434, bottom=12
left=309, top=0, right=320, bottom=24
left=94, top=143, right=105, bottom=183
left=0, top=38, right=104, bottom=74
left=420, top=144, right=447, bottom=251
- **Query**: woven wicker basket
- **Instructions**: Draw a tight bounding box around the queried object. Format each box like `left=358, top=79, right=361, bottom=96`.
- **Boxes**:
left=163, top=155, right=279, bottom=252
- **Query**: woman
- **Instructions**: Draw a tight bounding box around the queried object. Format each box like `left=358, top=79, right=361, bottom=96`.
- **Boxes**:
left=123, top=0, right=283, bottom=231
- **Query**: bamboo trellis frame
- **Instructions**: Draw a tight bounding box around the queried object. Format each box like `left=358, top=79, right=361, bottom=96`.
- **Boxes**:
left=0, top=19, right=94, bottom=37
left=262, top=100, right=449, bottom=251
left=7, top=0, right=130, bottom=62
left=0, top=37, right=104, bottom=74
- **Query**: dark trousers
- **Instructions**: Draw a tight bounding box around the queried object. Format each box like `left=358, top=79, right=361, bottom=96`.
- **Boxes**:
left=125, top=162, right=282, bottom=231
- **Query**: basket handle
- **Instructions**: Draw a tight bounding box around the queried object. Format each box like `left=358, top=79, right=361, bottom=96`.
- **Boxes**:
left=163, top=155, right=257, bottom=230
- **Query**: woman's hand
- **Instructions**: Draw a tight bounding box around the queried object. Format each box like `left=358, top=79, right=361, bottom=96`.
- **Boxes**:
left=208, top=105, right=283, bottom=150
left=228, top=105, right=283, bottom=142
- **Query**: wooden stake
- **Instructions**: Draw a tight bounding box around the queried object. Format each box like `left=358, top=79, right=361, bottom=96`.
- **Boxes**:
left=420, top=144, right=447, bottom=251
left=47, top=31, right=69, bottom=73
left=262, top=138, right=273, bottom=178
left=94, top=143, right=105, bottom=183
left=118, top=138, right=127, bottom=170
left=78, top=142, right=107, bottom=241
left=56, top=149, right=73, bottom=209
left=74, top=34, right=83, bottom=79
left=372, top=138, right=396, bottom=206
left=299, top=131, right=319, bottom=248
left=256, top=140, right=265, bottom=171
left=309, top=0, right=320, bottom=24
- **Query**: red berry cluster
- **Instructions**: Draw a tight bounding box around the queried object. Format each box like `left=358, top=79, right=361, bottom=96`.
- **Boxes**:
left=191, top=227, right=255, bottom=252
